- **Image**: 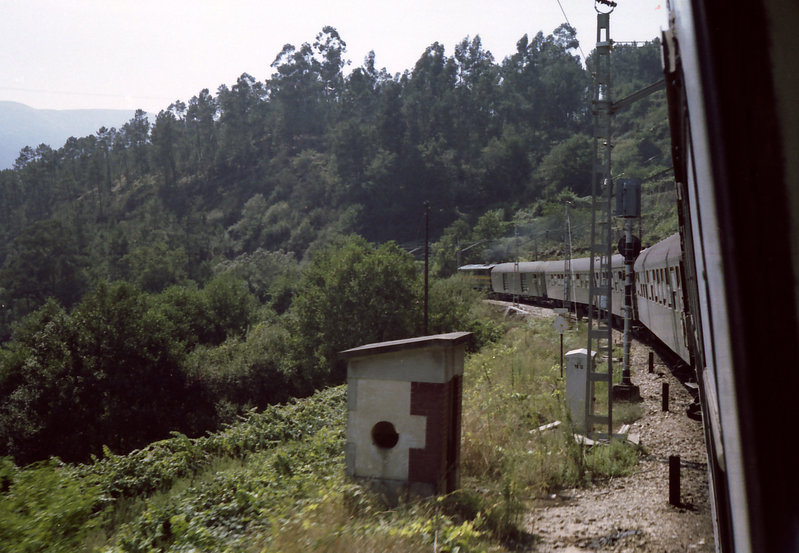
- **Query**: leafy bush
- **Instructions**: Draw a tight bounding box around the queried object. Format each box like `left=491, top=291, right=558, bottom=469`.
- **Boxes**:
left=289, top=235, right=422, bottom=387
left=183, top=323, right=297, bottom=423
left=428, top=274, right=503, bottom=350
left=0, top=458, right=106, bottom=553
left=0, top=309, right=642, bottom=552
left=0, top=282, right=190, bottom=463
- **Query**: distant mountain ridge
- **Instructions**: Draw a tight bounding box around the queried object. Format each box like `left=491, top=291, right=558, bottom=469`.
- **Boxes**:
left=0, top=101, right=141, bottom=169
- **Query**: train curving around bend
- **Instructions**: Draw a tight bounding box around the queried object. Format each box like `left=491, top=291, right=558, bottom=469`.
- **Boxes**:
left=460, top=231, right=690, bottom=364
left=462, top=1, right=799, bottom=550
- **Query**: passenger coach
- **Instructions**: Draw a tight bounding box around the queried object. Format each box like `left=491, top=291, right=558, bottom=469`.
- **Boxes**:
left=634, top=233, right=689, bottom=362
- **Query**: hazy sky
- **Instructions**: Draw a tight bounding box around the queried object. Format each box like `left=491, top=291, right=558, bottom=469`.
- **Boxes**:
left=1, top=0, right=667, bottom=113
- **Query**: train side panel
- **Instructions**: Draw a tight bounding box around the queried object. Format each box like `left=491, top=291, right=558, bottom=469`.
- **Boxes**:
left=457, top=264, right=495, bottom=291
left=634, top=234, right=690, bottom=362
left=490, top=262, right=547, bottom=299
left=542, top=260, right=566, bottom=305
left=489, top=263, right=519, bottom=296
left=664, top=2, right=799, bottom=551
left=566, top=255, right=626, bottom=318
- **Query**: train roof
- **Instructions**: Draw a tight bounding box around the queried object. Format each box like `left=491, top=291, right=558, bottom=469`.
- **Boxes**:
left=490, top=252, right=632, bottom=275
left=491, top=261, right=547, bottom=273
left=539, top=254, right=625, bottom=273
left=634, top=233, right=682, bottom=270
left=457, top=264, right=495, bottom=271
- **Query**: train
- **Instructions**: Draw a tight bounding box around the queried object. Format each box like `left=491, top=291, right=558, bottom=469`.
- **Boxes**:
left=459, top=232, right=689, bottom=366
left=462, top=1, right=799, bottom=550
left=662, top=1, right=798, bottom=552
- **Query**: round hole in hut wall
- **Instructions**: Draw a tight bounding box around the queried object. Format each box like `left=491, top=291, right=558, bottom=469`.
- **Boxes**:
left=371, top=420, right=399, bottom=449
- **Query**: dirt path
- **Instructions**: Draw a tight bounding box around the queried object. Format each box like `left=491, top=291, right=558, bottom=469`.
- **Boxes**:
left=495, top=301, right=716, bottom=552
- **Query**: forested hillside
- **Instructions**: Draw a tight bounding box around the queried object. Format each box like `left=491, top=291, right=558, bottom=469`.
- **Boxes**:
left=0, top=25, right=670, bottom=464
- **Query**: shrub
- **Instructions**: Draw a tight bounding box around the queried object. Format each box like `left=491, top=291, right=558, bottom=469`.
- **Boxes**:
left=0, top=458, right=106, bottom=553
left=289, top=235, right=421, bottom=386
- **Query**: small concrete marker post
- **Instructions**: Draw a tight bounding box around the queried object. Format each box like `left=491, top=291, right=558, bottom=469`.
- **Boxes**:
left=565, top=349, right=595, bottom=435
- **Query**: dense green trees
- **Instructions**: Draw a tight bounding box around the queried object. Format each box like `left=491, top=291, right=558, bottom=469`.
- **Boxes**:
left=0, top=275, right=263, bottom=460
left=0, top=236, right=498, bottom=463
left=0, top=27, right=669, bottom=464
left=0, top=285, right=188, bottom=463
left=289, top=236, right=421, bottom=386
left=0, top=220, right=87, bottom=310
left=0, top=28, right=666, bottom=302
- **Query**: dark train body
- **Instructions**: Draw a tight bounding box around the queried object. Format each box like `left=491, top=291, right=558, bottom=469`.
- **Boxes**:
left=662, top=0, right=798, bottom=552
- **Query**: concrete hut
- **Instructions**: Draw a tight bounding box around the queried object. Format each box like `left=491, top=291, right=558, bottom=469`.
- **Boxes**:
left=340, top=332, right=471, bottom=497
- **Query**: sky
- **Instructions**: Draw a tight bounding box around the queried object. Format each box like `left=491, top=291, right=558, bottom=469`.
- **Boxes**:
left=1, top=0, right=667, bottom=114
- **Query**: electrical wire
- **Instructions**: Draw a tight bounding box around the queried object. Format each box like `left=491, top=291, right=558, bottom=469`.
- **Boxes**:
left=554, top=0, right=589, bottom=66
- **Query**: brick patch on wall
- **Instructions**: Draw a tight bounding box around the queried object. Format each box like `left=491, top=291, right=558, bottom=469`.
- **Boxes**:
left=408, top=376, right=462, bottom=492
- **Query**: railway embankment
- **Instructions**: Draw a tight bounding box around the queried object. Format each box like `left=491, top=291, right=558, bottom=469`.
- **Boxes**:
left=491, top=300, right=715, bottom=552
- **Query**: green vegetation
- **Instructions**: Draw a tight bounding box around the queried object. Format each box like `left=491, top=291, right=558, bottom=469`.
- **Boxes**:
left=461, top=319, right=640, bottom=507
left=1, top=307, right=641, bottom=552
left=0, top=27, right=671, bottom=332
left=0, top=237, right=497, bottom=464
left=0, top=22, right=661, bottom=550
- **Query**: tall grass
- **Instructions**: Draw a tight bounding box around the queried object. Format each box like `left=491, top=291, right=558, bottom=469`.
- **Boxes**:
left=459, top=316, right=641, bottom=535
